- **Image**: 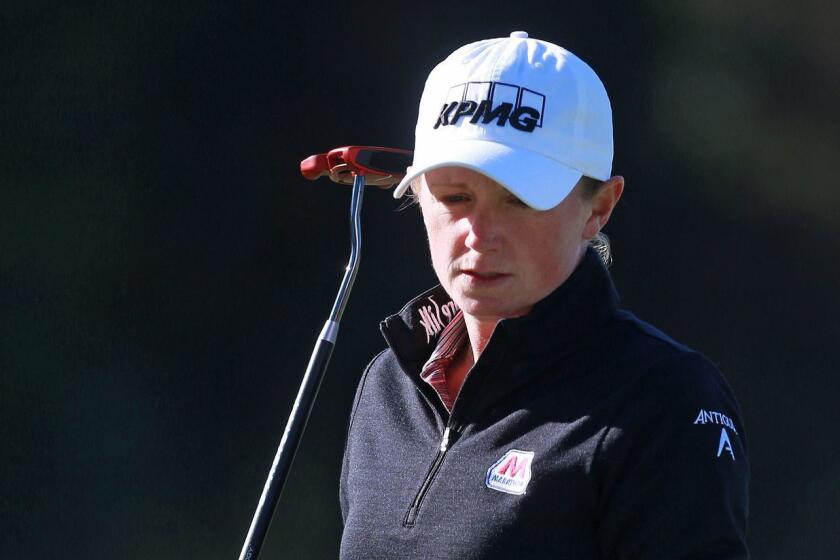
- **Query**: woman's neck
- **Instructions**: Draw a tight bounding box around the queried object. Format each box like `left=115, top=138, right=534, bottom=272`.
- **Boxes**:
left=462, top=314, right=498, bottom=363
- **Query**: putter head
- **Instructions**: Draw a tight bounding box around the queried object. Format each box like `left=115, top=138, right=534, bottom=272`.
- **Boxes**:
left=300, top=146, right=413, bottom=189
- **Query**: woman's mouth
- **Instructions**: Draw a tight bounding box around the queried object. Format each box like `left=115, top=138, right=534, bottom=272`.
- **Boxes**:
left=460, top=270, right=511, bottom=286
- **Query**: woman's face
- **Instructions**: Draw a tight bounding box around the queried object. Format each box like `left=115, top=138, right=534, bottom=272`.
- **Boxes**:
left=417, top=166, right=594, bottom=323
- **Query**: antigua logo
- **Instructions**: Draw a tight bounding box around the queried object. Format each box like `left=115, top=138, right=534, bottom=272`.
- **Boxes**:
left=693, top=408, right=738, bottom=434
left=717, top=428, right=735, bottom=461
left=485, top=449, right=534, bottom=495
left=434, top=81, right=545, bottom=133
left=693, top=408, right=737, bottom=461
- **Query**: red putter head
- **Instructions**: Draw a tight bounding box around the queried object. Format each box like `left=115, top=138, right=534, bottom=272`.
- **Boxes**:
left=299, top=146, right=413, bottom=188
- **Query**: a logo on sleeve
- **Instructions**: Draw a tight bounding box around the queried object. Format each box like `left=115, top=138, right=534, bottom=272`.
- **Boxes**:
left=485, top=449, right=534, bottom=495
left=717, top=428, right=735, bottom=460
left=693, top=409, right=738, bottom=461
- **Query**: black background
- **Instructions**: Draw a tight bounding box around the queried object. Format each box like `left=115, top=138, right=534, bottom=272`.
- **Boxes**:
left=3, top=2, right=839, bottom=558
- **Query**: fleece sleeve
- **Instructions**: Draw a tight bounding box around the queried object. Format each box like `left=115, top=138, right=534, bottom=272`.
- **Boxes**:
left=596, top=351, right=750, bottom=559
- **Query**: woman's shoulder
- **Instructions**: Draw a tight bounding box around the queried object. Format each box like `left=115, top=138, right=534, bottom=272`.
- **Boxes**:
left=591, top=309, right=743, bottom=428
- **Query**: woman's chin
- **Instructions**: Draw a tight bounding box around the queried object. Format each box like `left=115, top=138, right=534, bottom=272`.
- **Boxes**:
left=449, top=294, right=530, bottom=324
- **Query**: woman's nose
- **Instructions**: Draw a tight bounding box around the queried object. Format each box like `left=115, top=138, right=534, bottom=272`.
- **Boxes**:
left=464, top=204, right=503, bottom=251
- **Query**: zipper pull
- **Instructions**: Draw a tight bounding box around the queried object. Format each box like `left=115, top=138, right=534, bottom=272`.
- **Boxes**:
left=439, top=427, right=451, bottom=453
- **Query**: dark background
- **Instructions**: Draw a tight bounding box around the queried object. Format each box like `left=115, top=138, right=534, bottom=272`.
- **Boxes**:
left=3, top=2, right=839, bottom=558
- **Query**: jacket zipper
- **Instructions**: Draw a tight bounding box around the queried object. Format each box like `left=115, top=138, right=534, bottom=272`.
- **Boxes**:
left=403, top=425, right=458, bottom=526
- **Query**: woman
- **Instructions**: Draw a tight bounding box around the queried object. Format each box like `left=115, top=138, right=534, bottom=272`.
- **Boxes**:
left=340, top=32, right=749, bottom=559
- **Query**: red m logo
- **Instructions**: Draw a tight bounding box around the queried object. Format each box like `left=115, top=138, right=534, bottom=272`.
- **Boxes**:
left=496, top=455, right=530, bottom=478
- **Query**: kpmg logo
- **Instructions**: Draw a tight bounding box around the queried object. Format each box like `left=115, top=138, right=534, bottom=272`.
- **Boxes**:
left=485, top=449, right=535, bottom=495
left=434, top=81, right=545, bottom=133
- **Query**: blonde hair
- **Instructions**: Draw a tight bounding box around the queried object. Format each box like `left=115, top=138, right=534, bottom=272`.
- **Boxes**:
left=577, top=176, right=613, bottom=267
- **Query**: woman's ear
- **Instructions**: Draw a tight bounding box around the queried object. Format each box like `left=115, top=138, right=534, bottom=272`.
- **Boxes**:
left=583, top=176, right=624, bottom=239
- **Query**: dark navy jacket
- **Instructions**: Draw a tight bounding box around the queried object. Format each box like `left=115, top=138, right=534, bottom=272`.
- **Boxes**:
left=340, top=248, right=749, bottom=559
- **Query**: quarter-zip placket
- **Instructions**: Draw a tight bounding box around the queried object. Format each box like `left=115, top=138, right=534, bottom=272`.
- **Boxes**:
left=398, top=324, right=506, bottom=528
left=403, top=423, right=460, bottom=527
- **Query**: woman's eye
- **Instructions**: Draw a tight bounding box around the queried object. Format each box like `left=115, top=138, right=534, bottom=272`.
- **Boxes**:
left=441, top=194, right=468, bottom=204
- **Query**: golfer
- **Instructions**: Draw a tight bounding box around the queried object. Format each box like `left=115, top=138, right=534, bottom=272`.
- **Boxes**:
left=339, top=32, right=749, bottom=559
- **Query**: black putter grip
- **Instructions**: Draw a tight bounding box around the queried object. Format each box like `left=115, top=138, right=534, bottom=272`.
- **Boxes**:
left=239, top=335, right=336, bottom=560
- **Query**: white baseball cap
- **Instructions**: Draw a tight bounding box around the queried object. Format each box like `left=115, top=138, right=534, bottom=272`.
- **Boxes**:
left=393, top=31, right=614, bottom=210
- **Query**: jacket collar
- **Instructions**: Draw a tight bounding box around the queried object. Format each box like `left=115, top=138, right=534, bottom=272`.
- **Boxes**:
left=379, top=284, right=459, bottom=376
left=380, top=247, right=620, bottom=419
left=498, top=246, right=620, bottom=358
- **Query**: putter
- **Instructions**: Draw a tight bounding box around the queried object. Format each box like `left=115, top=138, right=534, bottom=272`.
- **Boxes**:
left=238, top=146, right=413, bottom=560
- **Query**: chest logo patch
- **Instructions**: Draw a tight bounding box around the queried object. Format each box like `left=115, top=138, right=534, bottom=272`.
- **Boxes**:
left=485, top=449, right=534, bottom=495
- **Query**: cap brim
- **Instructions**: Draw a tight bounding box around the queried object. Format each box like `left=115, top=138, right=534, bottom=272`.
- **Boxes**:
left=392, top=139, right=584, bottom=211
